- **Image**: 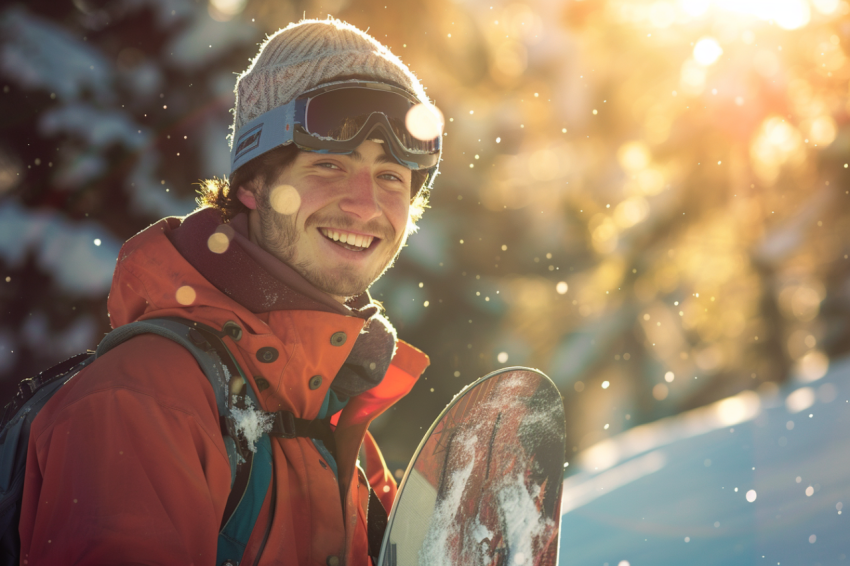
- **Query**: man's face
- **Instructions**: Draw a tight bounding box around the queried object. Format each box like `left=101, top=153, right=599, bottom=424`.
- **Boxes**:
left=252, top=140, right=412, bottom=301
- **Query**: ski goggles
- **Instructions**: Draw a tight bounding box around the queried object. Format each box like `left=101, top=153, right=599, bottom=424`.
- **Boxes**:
left=230, top=80, right=443, bottom=196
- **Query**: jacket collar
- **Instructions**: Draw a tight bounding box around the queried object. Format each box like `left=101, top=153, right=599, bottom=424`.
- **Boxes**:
left=168, top=208, right=372, bottom=316
left=109, top=211, right=424, bottom=412
left=167, top=208, right=398, bottom=399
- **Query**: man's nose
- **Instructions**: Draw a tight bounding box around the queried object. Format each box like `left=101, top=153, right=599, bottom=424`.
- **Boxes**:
left=339, top=168, right=382, bottom=221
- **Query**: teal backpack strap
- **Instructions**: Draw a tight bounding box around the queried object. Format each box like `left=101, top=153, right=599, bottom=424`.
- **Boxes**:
left=95, top=318, right=230, bottom=418
left=163, top=321, right=274, bottom=566
left=216, top=434, right=273, bottom=565
left=95, top=318, right=244, bottom=484
left=97, top=318, right=275, bottom=566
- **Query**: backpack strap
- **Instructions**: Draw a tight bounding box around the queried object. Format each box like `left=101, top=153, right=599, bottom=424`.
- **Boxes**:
left=95, top=318, right=271, bottom=566
left=216, top=435, right=273, bottom=566
left=94, top=318, right=246, bottom=485
left=0, top=352, right=93, bottom=434
left=95, top=319, right=230, bottom=420
left=0, top=352, right=96, bottom=561
left=268, top=411, right=337, bottom=455
left=95, top=318, right=353, bottom=566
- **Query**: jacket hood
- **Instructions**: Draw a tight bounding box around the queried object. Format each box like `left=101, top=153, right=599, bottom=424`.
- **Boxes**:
left=109, top=211, right=345, bottom=330
left=108, top=216, right=242, bottom=330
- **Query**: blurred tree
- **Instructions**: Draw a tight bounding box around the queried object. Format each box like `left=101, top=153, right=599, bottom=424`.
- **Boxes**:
left=2, top=0, right=850, bottom=472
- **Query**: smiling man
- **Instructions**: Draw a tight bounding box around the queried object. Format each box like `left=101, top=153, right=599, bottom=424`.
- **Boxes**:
left=19, top=18, right=440, bottom=566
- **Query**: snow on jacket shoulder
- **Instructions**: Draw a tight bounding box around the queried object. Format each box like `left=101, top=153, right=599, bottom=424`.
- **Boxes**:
left=19, top=216, right=429, bottom=566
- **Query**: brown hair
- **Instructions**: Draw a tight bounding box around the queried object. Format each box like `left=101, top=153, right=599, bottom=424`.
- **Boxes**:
left=197, top=145, right=299, bottom=222
left=196, top=143, right=431, bottom=228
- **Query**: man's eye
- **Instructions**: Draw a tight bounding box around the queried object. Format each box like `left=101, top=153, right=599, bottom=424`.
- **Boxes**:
left=380, top=173, right=404, bottom=182
left=317, top=162, right=340, bottom=170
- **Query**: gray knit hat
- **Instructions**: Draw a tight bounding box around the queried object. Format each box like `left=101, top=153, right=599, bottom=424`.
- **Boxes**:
left=230, top=18, right=430, bottom=150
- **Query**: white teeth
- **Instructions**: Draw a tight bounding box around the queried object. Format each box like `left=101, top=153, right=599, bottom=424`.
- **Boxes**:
left=323, top=228, right=374, bottom=249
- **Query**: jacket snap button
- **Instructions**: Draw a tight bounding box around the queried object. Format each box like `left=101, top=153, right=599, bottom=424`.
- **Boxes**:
left=330, top=331, right=347, bottom=346
left=188, top=328, right=206, bottom=347
left=222, top=321, right=242, bottom=341
left=326, top=556, right=339, bottom=566
left=256, top=347, right=279, bottom=363
left=308, top=375, right=323, bottom=390
left=254, top=377, right=270, bottom=392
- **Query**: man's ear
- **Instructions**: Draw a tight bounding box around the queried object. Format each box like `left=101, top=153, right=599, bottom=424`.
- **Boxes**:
left=236, top=186, right=258, bottom=210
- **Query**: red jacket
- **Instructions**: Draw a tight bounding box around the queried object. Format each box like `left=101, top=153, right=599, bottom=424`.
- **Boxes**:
left=19, top=216, right=428, bottom=565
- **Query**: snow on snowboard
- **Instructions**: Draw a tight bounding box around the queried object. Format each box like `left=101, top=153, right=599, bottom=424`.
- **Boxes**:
left=378, top=367, right=566, bottom=566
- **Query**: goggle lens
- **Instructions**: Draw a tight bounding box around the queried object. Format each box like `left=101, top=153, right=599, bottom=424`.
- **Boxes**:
left=305, top=88, right=440, bottom=154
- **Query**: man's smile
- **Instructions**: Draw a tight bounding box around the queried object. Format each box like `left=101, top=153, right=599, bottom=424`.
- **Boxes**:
left=319, top=227, right=379, bottom=251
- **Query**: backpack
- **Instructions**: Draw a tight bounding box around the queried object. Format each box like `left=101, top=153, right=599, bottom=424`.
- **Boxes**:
left=0, top=317, right=345, bottom=566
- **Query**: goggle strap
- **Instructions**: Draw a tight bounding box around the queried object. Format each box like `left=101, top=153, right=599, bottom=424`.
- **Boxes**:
left=231, top=102, right=298, bottom=172
left=230, top=86, right=441, bottom=174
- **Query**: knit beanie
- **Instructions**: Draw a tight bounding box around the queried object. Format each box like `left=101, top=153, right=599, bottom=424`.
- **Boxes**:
left=230, top=18, right=430, bottom=150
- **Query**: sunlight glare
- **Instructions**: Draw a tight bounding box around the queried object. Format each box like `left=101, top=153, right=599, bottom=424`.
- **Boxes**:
left=209, top=0, right=246, bottom=18
left=693, top=38, right=723, bottom=66
left=617, top=141, right=651, bottom=171
left=716, top=397, right=745, bottom=425
left=176, top=285, right=196, bottom=306
left=529, top=148, right=562, bottom=181
left=269, top=185, right=301, bottom=215
left=808, top=115, right=837, bottom=146
left=785, top=386, right=816, bottom=413
left=614, top=197, right=650, bottom=228
left=812, top=0, right=840, bottom=14
left=680, top=59, right=707, bottom=96
left=680, top=0, right=710, bottom=17
left=773, top=0, right=811, bottom=29
left=716, top=394, right=757, bottom=425
left=650, top=1, right=678, bottom=27
left=406, top=103, right=444, bottom=141
left=591, top=217, right=619, bottom=254
left=637, top=168, right=665, bottom=195
left=207, top=232, right=230, bottom=254
left=794, top=350, right=829, bottom=383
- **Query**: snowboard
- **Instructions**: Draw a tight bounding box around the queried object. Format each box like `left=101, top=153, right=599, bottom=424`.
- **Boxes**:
left=377, top=367, right=566, bottom=566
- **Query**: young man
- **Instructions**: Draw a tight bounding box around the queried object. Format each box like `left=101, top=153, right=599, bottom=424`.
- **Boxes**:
left=19, top=18, right=440, bottom=566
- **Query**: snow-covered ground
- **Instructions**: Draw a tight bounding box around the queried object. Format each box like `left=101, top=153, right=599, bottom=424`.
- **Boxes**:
left=559, top=358, right=850, bottom=565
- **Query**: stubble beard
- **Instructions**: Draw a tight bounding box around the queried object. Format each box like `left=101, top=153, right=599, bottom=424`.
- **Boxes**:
left=256, top=188, right=406, bottom=299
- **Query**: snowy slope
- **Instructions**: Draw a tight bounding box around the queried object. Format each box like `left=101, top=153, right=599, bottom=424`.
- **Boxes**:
left=559, top=360, right=850, bottom=565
